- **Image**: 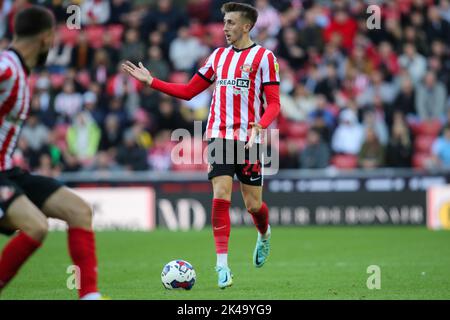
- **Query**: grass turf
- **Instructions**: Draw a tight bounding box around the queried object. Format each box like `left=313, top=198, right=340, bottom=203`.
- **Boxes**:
left=0, top=226, right=449, bottom=300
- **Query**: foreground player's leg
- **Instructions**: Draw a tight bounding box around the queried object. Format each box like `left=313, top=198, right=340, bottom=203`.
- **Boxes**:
left=42, top=187, right=103, bottom=300
left=241, top=184, right=271, bottom=268
left=211, top=176, right=233, bottom=289
left=0, top=196, right=48, bottom=291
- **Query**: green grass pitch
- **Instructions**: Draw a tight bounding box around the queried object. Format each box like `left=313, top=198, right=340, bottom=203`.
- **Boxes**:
left=1, top=226, right=449, bottom=300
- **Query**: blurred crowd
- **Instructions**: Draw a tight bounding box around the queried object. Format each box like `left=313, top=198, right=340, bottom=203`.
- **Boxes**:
left=1, top=0, right=450, bottom=177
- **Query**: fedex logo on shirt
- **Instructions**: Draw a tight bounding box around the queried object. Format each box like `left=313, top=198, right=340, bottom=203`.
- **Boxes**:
left=217, top=78, right=250, bottom=89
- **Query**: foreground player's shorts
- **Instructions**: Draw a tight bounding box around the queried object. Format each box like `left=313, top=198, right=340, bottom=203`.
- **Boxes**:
left=207, top=138, right=263, bottom=186
left=0, top=167, right=63, bottom=234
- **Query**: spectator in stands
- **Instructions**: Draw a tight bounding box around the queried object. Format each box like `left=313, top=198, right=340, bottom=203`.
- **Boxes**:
left=332, top=109, right=364, bottom=155
left=119, top=28, right=145, bottom=64
left=280, top=83, right=316, bottom=122
left=323, top=8, right=358, bottom=54
left=386, top=112, right=413, bottom=167
left=54, top=80, right=84, bottom=124
left=144, top=46, right=170, bottom=81
left=116, top=130, right=149, bottom=171
left=401, top=25, right=428, bottom=57
left=390, top=76, right=416, bottom=124
left=108, top=0, right=131, bottom=25
left=425, top=5, right=450, bottom=43
left=315, top=62, right=341, bottom=103
left=102, top=31, right=120, bottom=67
left=0, top=0, right=11, bottom=39
left=415, top=71, right=447, bottom=121
left=169, top=25, right=209, bottom=72
left=83, top=91, right=104, bottom=125
left=140, top=0, right=188, bottom=44
left=357, top=69, right=398, bottom=107
left=251, top=0, right=281, bottom=38
left=21, top=111, right=50, bottom=156
left=376, top=41, right=400, bottom=78
left=83, top=151, right=121, bottom=173
left=66, top=111, right=101, bottom=165
left=153, top=96, right=192, bottom=133
left=398, top=42, right=427, bottom=85
left=358, top=127, right=385, bottom=169
left=106, top=62, right=143, bottom=98
left=430, top=124, right=450, bottom=168
left=298, top=10, right=324, bottom=54
left=45, top=33, right=72, bottom=74
left=362, top=107, right=389, bottom=146
left=70, top=31, right=95, bottom=70
left=277, top=27, right=307, bottom=69
left=81, top=0, right=111, bottom=26
left=299, top=128, right=330, bottom=169
left=99, top=113, right=123, bottom=157
left=147, top=130, right=173, bottom=171
left=105, top=96, right=130, bottom=129
left=441, top=0, right=450, bottom=23
left=90, top=48, right=112, bottom=87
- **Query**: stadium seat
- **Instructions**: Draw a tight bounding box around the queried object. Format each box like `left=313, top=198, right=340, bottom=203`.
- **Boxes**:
left=76, top=71, right=92, bottom=89
left=50, top=73, right=66, bottom=88
left=412, top=152, right=431, bottom=169
left=86, top=26, right=105, bottom=49
left=206, top=23, right=226, bottom=47
left=330, top=154, right=358, bottom=169
left=58, top=24, right=79, bottom=46
left=410, top=120, right=443, bottom=137
left=108, top=24, right=124, bottom=48
left=286, top=121, right=309, bottom=138
left=414, top=135, right=436, bottom=154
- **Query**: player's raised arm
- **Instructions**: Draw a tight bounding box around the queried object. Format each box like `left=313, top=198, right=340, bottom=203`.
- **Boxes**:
left=121, top=60, right=212, bottom=101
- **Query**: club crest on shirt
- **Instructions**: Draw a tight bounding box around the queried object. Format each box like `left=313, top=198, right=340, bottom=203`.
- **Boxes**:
left=240, top=64, right=253, bottom=73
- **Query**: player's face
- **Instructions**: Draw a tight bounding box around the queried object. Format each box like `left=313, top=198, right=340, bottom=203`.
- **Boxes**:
left=223, top=12, right=251, bottom=45
left=36, top=29, right=55, bottom=67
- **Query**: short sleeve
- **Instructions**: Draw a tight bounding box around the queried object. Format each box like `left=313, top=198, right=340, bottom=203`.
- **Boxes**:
left=260, top=51, right=280, bottom=85
left=197, top=49, right=219, bottom=84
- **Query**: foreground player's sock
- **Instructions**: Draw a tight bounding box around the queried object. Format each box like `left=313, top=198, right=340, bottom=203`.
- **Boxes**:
left=0, top=232, right=41, bottom=289
left=212, top=198, right=231, bottom=267
left=249, top=202, right=270, bottom=239
left=68, top=227, right=98, bottom=299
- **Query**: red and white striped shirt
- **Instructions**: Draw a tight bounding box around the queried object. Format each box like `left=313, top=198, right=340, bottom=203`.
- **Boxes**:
left=198, top=44, right=280, bottom=142
left=0, top=49, right=31, bottom=171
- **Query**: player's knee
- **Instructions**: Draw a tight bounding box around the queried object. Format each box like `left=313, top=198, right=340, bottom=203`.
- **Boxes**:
left=24, top=216, right=48, bottom=242
left=213, top=186, right=232, bottom=200
left=246, top=200, right=262, bottom=214
left=64, top=200, right=93, bottom=228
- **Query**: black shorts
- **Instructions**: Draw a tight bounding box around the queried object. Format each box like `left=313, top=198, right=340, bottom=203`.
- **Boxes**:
left=207, top=138, right=264, bottom=186
left=0, top=167, right=63, bottom=227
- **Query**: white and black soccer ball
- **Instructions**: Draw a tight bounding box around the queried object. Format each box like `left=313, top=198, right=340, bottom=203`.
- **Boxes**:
left=161, top=260, right=196, bottom=290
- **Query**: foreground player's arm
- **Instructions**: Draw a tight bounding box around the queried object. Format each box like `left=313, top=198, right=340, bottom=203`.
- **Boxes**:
left=246, top=84, right=280, bottom=149
left=121, top=61, right=210, bottom=100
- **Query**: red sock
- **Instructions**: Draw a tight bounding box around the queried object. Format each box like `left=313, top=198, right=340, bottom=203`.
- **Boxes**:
left=0, top=232, right=41, bottom=289
left=212, top=198, right=231, bottom=254
left=249, top=202, right=269, bottom=235
left=68, top=228, right=98, bottom=298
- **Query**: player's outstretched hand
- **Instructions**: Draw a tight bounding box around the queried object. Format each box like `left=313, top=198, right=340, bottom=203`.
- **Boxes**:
left=245, top=122, right=262, bottom=150
left=121, top=61, right=153, bottom=86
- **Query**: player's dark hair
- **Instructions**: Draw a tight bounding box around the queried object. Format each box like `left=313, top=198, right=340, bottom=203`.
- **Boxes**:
left=14, top=5, right=55, bottom=38
left=221, top=2, right=258, bottom=29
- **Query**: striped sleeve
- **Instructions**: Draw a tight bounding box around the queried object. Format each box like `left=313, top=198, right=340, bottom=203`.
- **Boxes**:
left=260, top=50, right=280, bottom=85
left=197, top=48, right=219, bottom=83
left=0, top=59, right=13, bottom=83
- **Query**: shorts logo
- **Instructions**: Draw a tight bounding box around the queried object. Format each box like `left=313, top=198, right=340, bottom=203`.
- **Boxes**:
left=207, top=163, right=213, bottom=173
left=0, top=186, right=15, bottom=202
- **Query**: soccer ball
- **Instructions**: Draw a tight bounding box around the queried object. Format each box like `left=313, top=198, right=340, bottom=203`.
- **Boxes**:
left=161, top=260, right=196, bottom=290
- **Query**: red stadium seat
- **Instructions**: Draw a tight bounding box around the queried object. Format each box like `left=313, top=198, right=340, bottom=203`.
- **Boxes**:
left=410, top=120, right=442, bottom=137
left=414, top=135, right=436, bottom=154
left=412, top=152, right=431, bottom=169
left=330, top=154, right=358, bottom=169
left=50, top=73, right=66, bottom=88
left=108, top=24, right=124, bottom=48
left=86, top=26, right=105, bottom=49
left=286, top=121, right=309, bottom=138
left=206, top=23, right=226, bottom=47
left=58, top=25, right=79, bottom=46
